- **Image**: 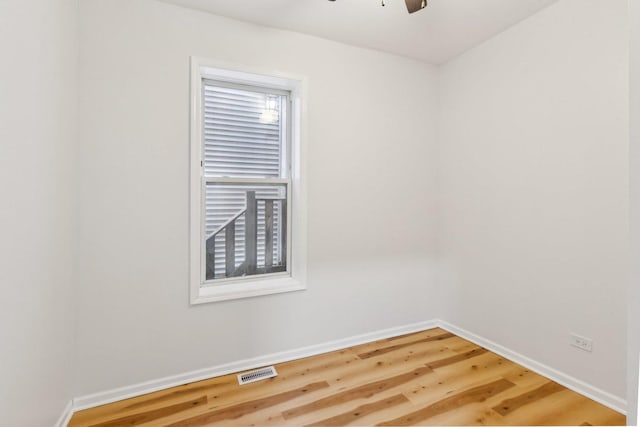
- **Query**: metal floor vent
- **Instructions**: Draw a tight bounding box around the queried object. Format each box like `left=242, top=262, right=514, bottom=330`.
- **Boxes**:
left=237, top=366, right=278, bottom=385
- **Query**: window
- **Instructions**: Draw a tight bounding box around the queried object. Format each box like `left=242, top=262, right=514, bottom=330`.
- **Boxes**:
left=190, top=58, right=306, bottom=304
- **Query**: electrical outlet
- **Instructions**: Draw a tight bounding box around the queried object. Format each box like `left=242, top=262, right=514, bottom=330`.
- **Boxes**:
left=570, top=333, right=593, bottom=352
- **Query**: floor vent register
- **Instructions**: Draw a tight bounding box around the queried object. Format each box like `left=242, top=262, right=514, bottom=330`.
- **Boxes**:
left=237, top=366, right=278, bottom=385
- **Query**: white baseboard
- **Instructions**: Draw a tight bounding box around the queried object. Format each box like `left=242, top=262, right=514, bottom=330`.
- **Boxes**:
left=72, top=319, right=439, bottom=411
left=438, top=320, right=627, bottom=415
left=71, top=318, right=627, bottom=418
left=55, top=400, right=73, bottom=427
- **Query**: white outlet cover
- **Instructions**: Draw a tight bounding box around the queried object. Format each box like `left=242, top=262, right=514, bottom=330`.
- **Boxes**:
left=570, top=333, right=593, bottom=352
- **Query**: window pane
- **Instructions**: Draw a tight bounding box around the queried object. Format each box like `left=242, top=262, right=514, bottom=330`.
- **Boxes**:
left=204, top=182, right=287, bottom=281
left=203, top=83, right=286, bottom=178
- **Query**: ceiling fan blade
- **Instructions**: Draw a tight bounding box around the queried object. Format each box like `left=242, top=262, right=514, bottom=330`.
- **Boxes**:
left=405, top=0, right=427, bottom=14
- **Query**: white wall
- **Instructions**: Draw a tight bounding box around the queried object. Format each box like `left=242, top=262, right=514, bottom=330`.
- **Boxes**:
left=438, top=0, right=628, bottom=401
left=69, top=0, right=631, bottom=411
left=75, top=0, right=439, bottom=396
left=628, top=0, right=640, bottom=423
left=0, top=0, right=78, bottom=425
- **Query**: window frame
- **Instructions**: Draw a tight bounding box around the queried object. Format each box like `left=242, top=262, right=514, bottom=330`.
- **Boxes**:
left=190, top=57, right=307, bottom=305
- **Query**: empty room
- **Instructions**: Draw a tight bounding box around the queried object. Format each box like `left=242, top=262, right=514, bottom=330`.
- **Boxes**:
left=1, top=0, right=639, bottom=426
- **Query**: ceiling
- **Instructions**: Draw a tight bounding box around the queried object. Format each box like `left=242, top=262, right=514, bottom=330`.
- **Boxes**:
left=160, top=0, right=559, bottom=64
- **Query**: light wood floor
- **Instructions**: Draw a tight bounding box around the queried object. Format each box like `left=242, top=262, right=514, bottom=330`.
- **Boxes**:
left=69, top=328, right=625, bottom=426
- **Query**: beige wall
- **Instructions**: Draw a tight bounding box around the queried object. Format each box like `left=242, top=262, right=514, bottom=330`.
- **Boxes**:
left=2, top=0, right=626, bottom=418
left=0, top=1, right=78, bottom=425
left=438, top=0, right=628, bottom=402
left=74, top=0, right=440, bottom=396
left=628, top=0, right=640, bottom=423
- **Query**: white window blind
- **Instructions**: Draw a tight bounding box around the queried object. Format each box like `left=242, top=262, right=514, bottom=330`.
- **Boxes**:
left=202, top=81, right=289, bottom=280
left=202, top=83, right=285, bottom=179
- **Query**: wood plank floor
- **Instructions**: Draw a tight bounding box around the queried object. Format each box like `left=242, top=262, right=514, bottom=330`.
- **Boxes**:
left=69, top=328, right=625, bottom=426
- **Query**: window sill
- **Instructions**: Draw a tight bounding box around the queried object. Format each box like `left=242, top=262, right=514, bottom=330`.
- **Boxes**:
left=191, top=276, right=306, bottom=305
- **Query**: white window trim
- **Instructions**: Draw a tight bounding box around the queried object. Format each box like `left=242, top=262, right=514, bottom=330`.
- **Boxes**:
left=189, top=57, right=307, bottom=304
